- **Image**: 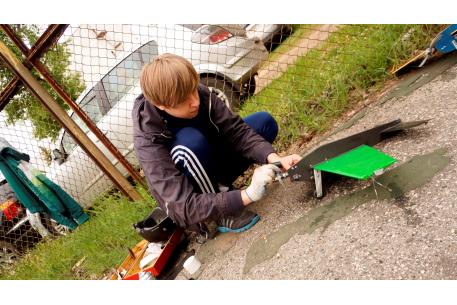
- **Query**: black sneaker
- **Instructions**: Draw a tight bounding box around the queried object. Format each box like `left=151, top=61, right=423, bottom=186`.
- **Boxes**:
left=216, top=209, right=260, bottom=233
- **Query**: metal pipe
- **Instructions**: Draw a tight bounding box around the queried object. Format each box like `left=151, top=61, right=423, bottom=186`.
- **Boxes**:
left=0, top=24, right=145, bottom=187
left=0, top=39, right=143, bottom=202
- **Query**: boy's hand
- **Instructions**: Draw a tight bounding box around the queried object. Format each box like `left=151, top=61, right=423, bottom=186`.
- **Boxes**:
left=267, top=153, right=302, bottom=171
left=278, top=154, right=302, bottom=170
left=244, top=164, right=282, bottom=203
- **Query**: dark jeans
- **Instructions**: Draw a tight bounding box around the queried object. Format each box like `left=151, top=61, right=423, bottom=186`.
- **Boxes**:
left=169, top=111, right=278, bottom=193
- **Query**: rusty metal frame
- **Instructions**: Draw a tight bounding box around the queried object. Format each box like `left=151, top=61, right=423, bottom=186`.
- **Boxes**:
left=0, top=24, right=145, bottom=189
left=0, top=24, right=67, bottom=111
left=0, top=38, right=143, bottom=201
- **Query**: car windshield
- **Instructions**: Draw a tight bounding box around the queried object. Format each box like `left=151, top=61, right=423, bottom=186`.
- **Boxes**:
left=102, top=40, right=158, bottom=107
left=60, top=40, right=159, bottom=155
left=61, top=89, right=104, bottom=154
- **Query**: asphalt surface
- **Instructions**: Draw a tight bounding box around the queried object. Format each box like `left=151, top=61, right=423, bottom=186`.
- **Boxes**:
left=179, top=53, right=457, bottom=280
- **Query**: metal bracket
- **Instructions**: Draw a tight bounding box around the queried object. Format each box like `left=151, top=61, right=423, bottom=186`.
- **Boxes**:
left=313, top=169, right=323, bottom=198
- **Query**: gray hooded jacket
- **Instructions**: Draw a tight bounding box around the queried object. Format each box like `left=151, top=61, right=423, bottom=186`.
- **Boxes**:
left=132, top=84, right=275, bottom=228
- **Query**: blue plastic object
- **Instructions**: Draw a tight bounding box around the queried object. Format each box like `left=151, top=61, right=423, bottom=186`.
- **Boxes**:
left=217, top=214, right=260, bottom=233
left=434, top=25, right=457, bottom=54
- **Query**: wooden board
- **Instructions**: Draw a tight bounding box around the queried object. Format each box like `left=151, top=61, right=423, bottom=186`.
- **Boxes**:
left=110, top=239, right=149, bottom=280
left=390, top=50, right=428, bottom=75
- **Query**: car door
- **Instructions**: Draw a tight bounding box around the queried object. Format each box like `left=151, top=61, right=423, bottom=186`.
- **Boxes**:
left=47, top=40, right=159, bottom=207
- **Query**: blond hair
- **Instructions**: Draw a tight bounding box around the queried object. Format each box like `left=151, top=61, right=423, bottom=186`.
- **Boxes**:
left=140, top=53, right=199, bottom=107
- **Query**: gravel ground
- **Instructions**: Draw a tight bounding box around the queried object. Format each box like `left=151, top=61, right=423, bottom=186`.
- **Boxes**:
left=181, top=54, right=457, bottom=280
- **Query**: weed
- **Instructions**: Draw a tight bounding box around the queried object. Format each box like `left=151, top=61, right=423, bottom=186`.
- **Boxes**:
left=241, top=24, right=443, bottom=152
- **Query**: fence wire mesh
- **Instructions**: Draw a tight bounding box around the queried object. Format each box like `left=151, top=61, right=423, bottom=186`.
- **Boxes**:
left=0, top=24, right=444, bottom=278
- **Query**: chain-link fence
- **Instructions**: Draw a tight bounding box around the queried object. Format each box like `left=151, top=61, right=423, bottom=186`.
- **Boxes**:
left=0, top=24, right=444, bottom=277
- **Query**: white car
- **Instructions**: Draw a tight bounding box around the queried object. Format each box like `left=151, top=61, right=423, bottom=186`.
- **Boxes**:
left=48, top=24, right=275, bottom=208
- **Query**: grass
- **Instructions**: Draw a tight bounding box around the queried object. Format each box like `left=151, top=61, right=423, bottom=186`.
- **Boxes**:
left=263, top=25, right=317, bottom=64
left=241, top=24, right=444, bottom=151
left=0, top=188, right=155, bottom=280
left=1, top=24, right=445, bottom=280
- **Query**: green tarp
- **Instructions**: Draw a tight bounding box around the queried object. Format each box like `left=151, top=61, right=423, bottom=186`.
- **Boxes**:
left=313, top=145, right=396, bottom=180
left=0, top=138, right=88, bottom=230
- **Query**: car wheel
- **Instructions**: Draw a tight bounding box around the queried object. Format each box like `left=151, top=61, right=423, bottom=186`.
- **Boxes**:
left=242, top=76, right=256, bottom=97
left=0, top=240, right=20, bottom=266
left=200, top=76, right=241, bottom=111
left=265, top=25, right=293, bottom=52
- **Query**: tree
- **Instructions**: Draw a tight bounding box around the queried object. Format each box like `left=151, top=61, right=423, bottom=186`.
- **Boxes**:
left=0, top=25, right=85, bottom=141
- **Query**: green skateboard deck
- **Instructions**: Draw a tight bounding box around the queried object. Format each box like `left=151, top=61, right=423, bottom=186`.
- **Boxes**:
left=313, top=145, right=396, bottom=180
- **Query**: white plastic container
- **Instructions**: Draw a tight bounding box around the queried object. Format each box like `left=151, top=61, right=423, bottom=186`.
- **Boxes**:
left=183, top=255, right=201, bottom=275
